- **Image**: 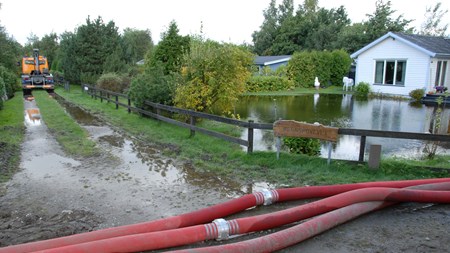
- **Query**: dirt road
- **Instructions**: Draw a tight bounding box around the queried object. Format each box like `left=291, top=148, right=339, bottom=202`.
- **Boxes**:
left=0, top=98, right=449, bottom=252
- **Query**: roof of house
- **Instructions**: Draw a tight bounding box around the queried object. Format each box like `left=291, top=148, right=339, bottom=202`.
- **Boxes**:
left=351, top=32, right=450, bottom=59
left=254, top=55, right=292, bottom=65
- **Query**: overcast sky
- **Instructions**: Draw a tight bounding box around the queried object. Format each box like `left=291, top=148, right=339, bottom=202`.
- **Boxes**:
left=1, top=0, right=449, bottom=46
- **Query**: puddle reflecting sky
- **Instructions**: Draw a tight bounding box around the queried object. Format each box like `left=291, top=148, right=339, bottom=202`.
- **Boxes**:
left=58, top=98, right=276, bottom=198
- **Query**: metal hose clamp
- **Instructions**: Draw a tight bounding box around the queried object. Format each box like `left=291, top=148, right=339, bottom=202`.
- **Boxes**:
left=213, top=218, right=230, bottom=240
left=261, top=188, right=274, bottom=205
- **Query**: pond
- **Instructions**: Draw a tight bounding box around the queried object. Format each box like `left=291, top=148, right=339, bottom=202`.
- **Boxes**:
left=234, top=94, right=450, bottom=160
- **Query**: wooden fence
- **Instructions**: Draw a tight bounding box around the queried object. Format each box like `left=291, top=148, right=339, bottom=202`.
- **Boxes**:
left=81, top=84, right=272, bottom=153
left=80, top=84, right=450, bottom=160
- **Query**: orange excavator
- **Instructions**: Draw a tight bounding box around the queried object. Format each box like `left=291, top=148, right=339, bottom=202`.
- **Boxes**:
left=21, top=49, right=54, bottom=98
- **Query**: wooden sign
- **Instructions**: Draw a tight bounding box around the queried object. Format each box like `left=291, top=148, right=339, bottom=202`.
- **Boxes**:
left=273, top=120, right=338, bottom=142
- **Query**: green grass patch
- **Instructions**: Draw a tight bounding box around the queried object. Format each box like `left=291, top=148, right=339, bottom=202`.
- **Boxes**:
left=33, top=91, right=98, bottom=157
left=56, top=85, right=449, bottom=186
left=0, top=93, right=25, bottom=183
left=384, top=155, right=450, bottom=171
left=244, top=86, right=350, bottom=96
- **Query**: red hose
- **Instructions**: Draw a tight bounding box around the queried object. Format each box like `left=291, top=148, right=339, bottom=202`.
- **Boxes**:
left=275, top=177, right=450, bottom=201
left=234, top=185, right=450, bottom=234
left=170, top=182, right=450, bottom=253
left=2, top=178, right=449, bottom=253
left=32, top=183, right=450, bottom=253
left=171, top=201, right=390, bottom=253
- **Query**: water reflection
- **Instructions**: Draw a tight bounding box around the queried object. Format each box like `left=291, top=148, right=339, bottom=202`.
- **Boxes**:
left=24, top=100, right=42, bottom=126
left=56, top=97, right=277, bottom=196
left=236, top=94, right=450, bottom=160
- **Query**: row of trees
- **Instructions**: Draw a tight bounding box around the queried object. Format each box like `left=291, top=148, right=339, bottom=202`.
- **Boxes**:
left=0, top=2, right=22, bottom=109
left=252, top=0, right=449, bottom=55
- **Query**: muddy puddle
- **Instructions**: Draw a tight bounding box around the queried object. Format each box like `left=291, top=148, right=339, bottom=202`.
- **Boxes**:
left=50, top=97, right=281, bottom=225
left=1, top=96, right=283, bottom=247
left=57, top=97, right=275, bottom=196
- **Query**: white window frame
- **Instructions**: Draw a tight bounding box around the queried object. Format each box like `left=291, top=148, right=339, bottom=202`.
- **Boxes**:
left=373, top=59, right=407, bottom=86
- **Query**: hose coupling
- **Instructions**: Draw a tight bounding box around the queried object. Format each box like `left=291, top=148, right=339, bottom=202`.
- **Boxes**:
left=213, top=218, right=229, bottom=240
left=254, top=189, right=279, bottom=206
left=204, top=218, right=240, bottom=241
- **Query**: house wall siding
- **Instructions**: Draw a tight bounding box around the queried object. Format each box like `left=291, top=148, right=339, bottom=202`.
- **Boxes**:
left=355, top=37, right=431, bottom=96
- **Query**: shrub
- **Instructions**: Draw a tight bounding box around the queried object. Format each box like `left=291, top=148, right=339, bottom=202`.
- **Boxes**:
left=80, top=73, right=99, bottom=85
left=246, top=75, right=294, bottom=92
left=174, top=39, right=253, bottom=114
left=128, top=64, right=176, bottom=107
left=51, top=70, right=65, bottom=84
left=96, top=72, right=125, bottom=93
left=287, top=50, right=351, bottom=88
left=283, top=137, right=321, bottom=156
left=409, top=88, right=425, bottom=102
left=0, top=66, right=19, bottom=98
left=354, top=82, right=371, bottom=97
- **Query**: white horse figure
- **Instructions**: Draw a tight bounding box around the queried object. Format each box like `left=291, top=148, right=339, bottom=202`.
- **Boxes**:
left=342, top=77, right=354, bottom=91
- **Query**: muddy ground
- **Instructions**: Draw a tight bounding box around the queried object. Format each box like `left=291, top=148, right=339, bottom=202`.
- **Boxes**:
left=0, top=97, right=449, bottom=252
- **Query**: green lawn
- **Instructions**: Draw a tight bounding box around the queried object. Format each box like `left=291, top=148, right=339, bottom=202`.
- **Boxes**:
left=0, top=94, right=24, bottom=183
left=33, top=90, right=99, bottom=157
left=55, top=85, right=449, bottom=186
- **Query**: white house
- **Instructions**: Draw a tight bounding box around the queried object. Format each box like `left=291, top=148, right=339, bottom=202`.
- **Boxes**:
left=351, top=32, right=450, bottom=96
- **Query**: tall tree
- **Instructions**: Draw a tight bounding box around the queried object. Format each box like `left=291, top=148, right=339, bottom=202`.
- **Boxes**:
left=334, top=22, right=368, bottom=54
left=252, top=0, right=279, bottom=55
left=76, top=16, right=123, bottom=82
left=22, top=33, right=40, bottom=55
left=270, top=5, right=350, bottom=54
left=0, top=27, right=21, bottom=72
left=121, top=28, right=153, bottom=65
left=364, top=0, right=413, bottom=42
left=304, top=6, right=351, bottom=51
left=39, top=33, right=59, bottom=69
left=278, top=0, right=294, bottom=25
left=419, top=2, right=449, bottom=36
left=59, top=31, right=79, bottom=82
left=58, top=16, right=123, bottom=83
left=150, top=20, right=190, bottom=75
left=303, top=0, right=318, bottom=15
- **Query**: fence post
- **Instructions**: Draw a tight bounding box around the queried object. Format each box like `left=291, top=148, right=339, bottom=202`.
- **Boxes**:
left=190, top=116, right=196, bottom=137
left=100, top=91, right=103, bottom=103
left=127, top=97, right=131, bottom=113
left=359, top=135, right=366, bottom=162
left=247, top=120, right=254, bottom=154
left=115, top=95, right=119, bottom=110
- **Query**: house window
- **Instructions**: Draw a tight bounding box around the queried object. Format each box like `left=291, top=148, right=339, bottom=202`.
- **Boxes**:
left=374, top=60, right=407, bottom=85
left=435, top=61, right=448, bottom=87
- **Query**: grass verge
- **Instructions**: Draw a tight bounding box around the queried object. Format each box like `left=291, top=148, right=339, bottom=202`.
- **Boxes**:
left=33, top=90, right=99, bottom=157
left=56, top=85, right=449, bottom=186
left=0, top=93, right=25, bottom=183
